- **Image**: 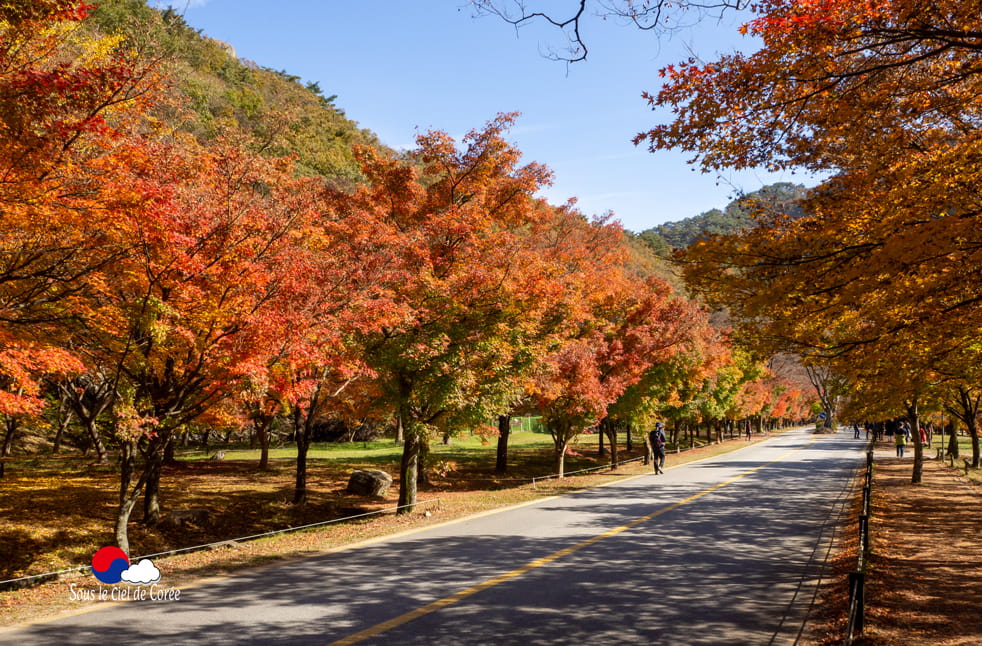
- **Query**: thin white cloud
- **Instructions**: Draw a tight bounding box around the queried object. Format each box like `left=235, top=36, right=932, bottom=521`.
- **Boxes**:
left=120, top=559, right=161, bottom=585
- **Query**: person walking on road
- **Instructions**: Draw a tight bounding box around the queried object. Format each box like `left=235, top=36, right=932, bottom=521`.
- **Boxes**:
left=649, top=422, right=667, bottom=474
left=895, top=423, right=910, bottom=458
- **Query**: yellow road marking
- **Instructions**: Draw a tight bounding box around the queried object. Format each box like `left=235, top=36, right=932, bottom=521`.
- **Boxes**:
left=327, top=438, right=819, bottom=645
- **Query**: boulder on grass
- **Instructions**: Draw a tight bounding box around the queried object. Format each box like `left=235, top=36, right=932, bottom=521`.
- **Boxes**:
left=346, top=469, right=392, bottom=497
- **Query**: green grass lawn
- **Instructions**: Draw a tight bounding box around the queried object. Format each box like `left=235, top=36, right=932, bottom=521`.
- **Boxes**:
left=178, top=430, right=558, bottom=462
left=927, top=433, right=982, bottom=486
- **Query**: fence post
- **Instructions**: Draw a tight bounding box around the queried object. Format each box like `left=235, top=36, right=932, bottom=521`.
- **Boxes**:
left=849, top=570, right=865, bottom=632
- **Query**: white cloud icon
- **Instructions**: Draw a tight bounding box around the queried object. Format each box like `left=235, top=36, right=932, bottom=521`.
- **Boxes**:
left=120, top=559, right=161, bottom=584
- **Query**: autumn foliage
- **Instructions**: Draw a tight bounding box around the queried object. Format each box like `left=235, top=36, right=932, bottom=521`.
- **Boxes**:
left=633, top=0, right=982, bottom=477
left=0, top=3, right=813, bottom=550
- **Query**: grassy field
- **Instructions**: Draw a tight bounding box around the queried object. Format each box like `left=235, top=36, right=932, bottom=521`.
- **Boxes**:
left=178, top=430, right=556, bottom=462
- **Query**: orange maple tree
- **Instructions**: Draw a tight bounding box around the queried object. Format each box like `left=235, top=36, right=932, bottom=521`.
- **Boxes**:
left=0, top=1, right=157, bottom=417
left=333, top=114, right=607, bottom=511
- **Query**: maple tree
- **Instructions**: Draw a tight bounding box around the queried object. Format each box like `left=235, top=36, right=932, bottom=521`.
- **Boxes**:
left=533, top=273, right=697, bottom=476
left=67, top=127, right=334, bottom=551
left=262, top=212, right=398, bottom=505
left=0, top=1, right=158, bottom=419
left=335, top=114, right=603, bottom=511
left=604, top=296, right=724, bottom=457
left=493, top=201, right=627, bottom=474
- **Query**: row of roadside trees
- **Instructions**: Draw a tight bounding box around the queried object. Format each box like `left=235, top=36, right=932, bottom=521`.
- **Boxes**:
left=0, top=2, right=815, bottom=554
left=471, top=0, right=982, bottom=485
left=614, top=0, right=982, bottom=479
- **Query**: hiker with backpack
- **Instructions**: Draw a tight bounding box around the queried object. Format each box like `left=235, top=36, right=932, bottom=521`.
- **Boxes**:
left=649, top=422, right=667, bottom=474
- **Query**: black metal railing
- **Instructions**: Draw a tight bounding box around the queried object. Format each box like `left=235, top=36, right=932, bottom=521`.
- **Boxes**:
left=845, top=449, right=873, bottom=644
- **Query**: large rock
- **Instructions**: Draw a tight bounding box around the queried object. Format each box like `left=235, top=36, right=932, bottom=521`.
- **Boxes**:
left=346, top=469, right=393, bottom=497
left=161, top=507, right=210, bottom=529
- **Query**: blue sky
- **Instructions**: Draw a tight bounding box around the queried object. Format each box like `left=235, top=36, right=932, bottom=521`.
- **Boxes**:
left=166, top=1, right=801, bottom=232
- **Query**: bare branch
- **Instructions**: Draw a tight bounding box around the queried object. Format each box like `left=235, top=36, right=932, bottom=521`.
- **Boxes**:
left=471, top=0, right=748, bottom=62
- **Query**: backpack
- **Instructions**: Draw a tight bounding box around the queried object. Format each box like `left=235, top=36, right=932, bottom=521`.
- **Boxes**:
left=650, top=429, right=666, bottom=450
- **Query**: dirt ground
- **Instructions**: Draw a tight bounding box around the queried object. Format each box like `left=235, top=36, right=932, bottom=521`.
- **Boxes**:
left=805, top=441, right=982, bottom=645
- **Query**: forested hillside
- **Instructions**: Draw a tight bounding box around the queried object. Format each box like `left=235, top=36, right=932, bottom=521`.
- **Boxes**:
left=638, top=182, right=808, bottom=251
left=90, top=0, right=387, bottom=185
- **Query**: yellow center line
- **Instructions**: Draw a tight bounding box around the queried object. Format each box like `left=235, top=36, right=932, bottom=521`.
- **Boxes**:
left=327, top=438, right=818, bottom=646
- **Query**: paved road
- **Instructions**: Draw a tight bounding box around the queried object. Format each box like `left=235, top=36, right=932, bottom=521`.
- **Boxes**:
left=1, top=427, right=867, bottom=645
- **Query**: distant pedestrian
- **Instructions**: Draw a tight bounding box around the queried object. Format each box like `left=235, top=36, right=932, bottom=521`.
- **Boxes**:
left=919, top=426, right=928, bottom=446
left=649, top=422, right=667, bottom=475
left=854, top=423, right=861, bottom=439
left=895, top=424, right=910, bottom=458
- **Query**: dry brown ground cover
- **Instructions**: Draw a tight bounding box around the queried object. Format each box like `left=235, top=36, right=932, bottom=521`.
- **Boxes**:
left=802, top=441, right=982, bottom=646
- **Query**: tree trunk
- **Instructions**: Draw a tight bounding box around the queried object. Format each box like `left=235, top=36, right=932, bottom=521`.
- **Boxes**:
left=972, top=427, right=981, bottom=469
left=397, top=429, right=420, bottom=512
left=418, top=433, right=433, bottom=486
left=163, top=435, right=177, bottom=465
left=115, top=440, right=148, bottom=555
left=626, top=424, right=633, bottom=452
left=83, top=417, right=108, bottom=464
left=254, top=413, right=273, bottom=470
left=51, top=400, right=74, bottom=454
left=555, top=438, right=568, bottom=478
left=949, top=387, right=981, bottom=468
left=292, top=389, right=321, bottom=505
left=294, top=426, right=310, bottom=505
left=142, top=443, right=163, bottom=526
left=115, top=495, right=140, bottom=557
left=0, top=415, right=18, bottom=478
left=597, top=426, right=605, bottom=456
left=904, top=397, right=923, bottom=484
left=495, top=414, right=510, bottom=474
left=604, top=420, right=618, bottom=470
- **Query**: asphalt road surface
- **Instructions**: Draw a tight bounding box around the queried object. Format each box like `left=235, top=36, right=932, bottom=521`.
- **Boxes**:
left=1, top=427, right=868, bottom=645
